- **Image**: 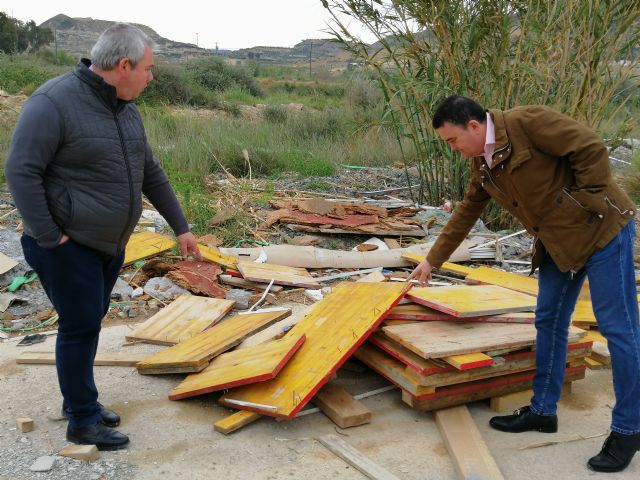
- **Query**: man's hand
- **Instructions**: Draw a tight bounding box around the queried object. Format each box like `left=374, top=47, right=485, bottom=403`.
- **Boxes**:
left=176, top=232, right=202, bottom=260
left=408, top=259, right=433, bottom=286
left=58, top=234, right=70, bottom=245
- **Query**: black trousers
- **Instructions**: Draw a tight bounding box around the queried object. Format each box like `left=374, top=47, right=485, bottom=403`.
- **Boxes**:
left=21, top=235, right=123, bottom=427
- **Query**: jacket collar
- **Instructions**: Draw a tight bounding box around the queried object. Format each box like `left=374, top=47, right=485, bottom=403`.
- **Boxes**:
left=73, top=59, right=131, bottom=111
left=485, top=109, right=511, bottom=168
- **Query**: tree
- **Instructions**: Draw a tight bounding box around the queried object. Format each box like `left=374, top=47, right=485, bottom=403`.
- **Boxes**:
left=0, top=12, right=53, bottom=54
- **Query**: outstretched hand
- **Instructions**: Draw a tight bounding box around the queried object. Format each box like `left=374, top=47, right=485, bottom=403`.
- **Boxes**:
left=407, top=259, right=433, bottom=286
left=176, top=232, right=202, bottom=260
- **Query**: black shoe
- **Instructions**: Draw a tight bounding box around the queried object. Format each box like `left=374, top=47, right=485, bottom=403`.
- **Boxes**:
left=489, top=406, right=558, bottom=433
left=588, top=431, right=640, bottom=472
left=61, top=403, right=121, bottom=428
left=66, top=422, right=129, bottom=451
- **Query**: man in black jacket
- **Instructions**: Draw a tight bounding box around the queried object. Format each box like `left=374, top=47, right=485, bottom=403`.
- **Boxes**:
left=5, top=23, right=200, bottom=450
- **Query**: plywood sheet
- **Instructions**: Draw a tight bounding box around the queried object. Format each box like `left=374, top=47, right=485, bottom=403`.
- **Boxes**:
left=383, top=321, right=586, bottom=359
left=219, top=282, right=410, bottom=418
left=136, top=309, right=291, bottom=374
left=169, top=334, right=305, bottom=400
left=123, top=232, right=176, bottom=265
left=237, top=261, right=320, bottom=288
left=386, top=304, right=535, bottom=323
left=126, top=295, right=235, bottom=346
left=199, top=244, right=238, bottom=269
left=406, top=285, right=536, bottom=317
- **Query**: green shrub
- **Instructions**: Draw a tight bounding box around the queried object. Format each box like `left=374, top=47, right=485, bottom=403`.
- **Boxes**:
left=263, top=105, right=288, bottom=124
left=185, top=57, right=264, bottom=97
left=0, top=53, right=65, bottom=94
left=139, top=63, right=221, bottom=108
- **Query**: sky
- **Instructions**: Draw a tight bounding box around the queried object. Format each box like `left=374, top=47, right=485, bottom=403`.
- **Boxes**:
left=0, top=0, right=374, bottom=50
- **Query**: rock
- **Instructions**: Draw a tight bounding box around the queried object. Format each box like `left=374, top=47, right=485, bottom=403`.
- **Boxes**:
left=29, top=455, right=56, bottom=472
left=110, top=277, right=134, bottom=300
left=143, top=277, right=189, bottom=301
left=127, top=308, right=139, bottom=318
left=141, top=209, right=169, bottom=231
left=225, top=289, right=252, bottom=310
left=131, top=287, right=144, bottom=298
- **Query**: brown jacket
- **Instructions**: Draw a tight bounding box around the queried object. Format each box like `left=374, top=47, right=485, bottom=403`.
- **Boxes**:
left=426, top=105, right=635, bottom=273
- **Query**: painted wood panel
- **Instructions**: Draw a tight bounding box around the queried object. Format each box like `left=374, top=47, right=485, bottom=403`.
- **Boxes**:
left=406, top=285, right=536, bottom=317
left=136, top=309, right=291, bottom=374
left=169, top=334, right=305, bottom=400
left=237, top=261, right=320, bottom=288
left=219, top=282, right=410, bottom=418
left=125, top=295, right=235, bottom=346
left=123, top=232, right=176, bottom=265
left=386, top=304, right=535, bottom=323
left=198, top=244, right=238, bottom=269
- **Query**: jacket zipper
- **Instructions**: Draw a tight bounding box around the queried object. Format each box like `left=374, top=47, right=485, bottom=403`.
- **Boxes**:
left=605, top=196, right=633, bottom=216
left=114, top=110, right=135, bottom=254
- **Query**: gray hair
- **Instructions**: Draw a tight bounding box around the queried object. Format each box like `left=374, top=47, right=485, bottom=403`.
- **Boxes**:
left=91, top=23, right=155, bottom=70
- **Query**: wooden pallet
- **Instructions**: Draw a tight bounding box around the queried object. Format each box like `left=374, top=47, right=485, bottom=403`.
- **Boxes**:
left=125, top=295, right=235, bottom=346
left=219, top=282, right=410, bottom=418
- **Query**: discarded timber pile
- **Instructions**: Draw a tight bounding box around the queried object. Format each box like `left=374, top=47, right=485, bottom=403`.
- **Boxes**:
left=355, top=284, right=592, bottom=411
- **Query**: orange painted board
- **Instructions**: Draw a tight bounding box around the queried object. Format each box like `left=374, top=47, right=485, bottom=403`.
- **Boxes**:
left=136, top=309, right=292, bottom=374
left=198, top=244, right=238, bottom=269
left=382, top=321, right=586, bottom=359
left=123, top=232, right=176, bottom=265
left=444, top=352, right=493, bottom=370
left=125, top=295, right=235, bottom=345
left=169, top=334, right=306, bottom=400
left=219, top=282, right=410, bottom=418
left=385, top=304, right=535, bottom=324
left=406, top=285, right=536, bottom=318
left=237, top=261, right=320, bottom=288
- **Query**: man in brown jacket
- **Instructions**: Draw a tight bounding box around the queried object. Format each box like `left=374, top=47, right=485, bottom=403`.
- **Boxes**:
left=409, top=95, right=640, bottom=472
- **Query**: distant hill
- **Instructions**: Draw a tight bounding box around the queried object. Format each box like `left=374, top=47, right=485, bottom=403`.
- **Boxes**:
left=228, top=38, right=350, bottom=64
left=40, top=14, right=206, bottom=60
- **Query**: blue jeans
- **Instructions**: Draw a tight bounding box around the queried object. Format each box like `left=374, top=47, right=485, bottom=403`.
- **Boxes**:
left=21, top=235, right=124, bottom=428
left=530, top=220, right=640, bottom=435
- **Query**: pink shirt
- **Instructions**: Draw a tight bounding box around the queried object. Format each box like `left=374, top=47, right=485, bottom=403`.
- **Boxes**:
left=483, top=112, right=495, bottom=168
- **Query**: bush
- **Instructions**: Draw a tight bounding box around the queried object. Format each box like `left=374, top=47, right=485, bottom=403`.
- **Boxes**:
left=139, top=63, right=220, bottom=108
left=0, top=53, right=65, bottom=94
left=263, top=105, right=288, bottom=124
left=185, top=58, right=264, bottom=97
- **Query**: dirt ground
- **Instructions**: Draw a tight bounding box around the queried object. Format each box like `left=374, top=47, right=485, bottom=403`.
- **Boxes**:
left=1, top=314, right=639, bottom=480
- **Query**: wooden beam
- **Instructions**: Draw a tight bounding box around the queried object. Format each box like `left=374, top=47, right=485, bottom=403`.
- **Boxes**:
left=214, top=410, right=262, bottom=435
left=318, top=434, right=401, bottom=480
left=434, top=406, right=505, bottom=480
left=312, top=383, right=372, bottom=429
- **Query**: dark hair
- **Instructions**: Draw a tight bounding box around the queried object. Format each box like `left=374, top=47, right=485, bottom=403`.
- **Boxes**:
left=432, top=95, right=486, bottom=129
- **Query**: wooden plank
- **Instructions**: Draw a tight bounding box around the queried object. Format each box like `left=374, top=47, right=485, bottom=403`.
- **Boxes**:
left=59, top=444, right=101, bottom=461
left=406, top=285, right=536, bottom=318
left=386, top=304, right=535, bottom=324
left=488, top=385, right=574, bottom=413
left=16, top=417, right=34, bottom=433
left=219, top=282, right=410, bottom=418
left=16, top=351, right=148, bottom=367
left=136, top=309, right=291, bottom=374
left=383, top=321, right=585, bottom=359
left=435, top=405, right=505, bottom=480
left=443, top=352, right=493, bottom=371
left=169, top=334, right=305, bottom=400
left=237, top=261, right=321, bottom=288
left=214, top=410, right=262, bottom=435
left=198, top=244, right=239, bottom=269
left=123, top=232, right=176, bottom=265
left=125, top=295, right=235, bottom=346
left=312, top=383, right=372, bottom=428
left=318, top=434, right=401, bottom=480
left=465, top=266, right=538, bottom=296
left=585, top=357, right=607, bottom=370
left=219, top=274, right=283, bottom=292
left=590, top=341, right=611, bottom=366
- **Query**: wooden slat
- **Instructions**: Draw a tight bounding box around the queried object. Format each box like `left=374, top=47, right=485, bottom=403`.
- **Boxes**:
left=443, top=352, right=494, bottom=370
left=214, top=410, right=262, bottom=435
left=169, top=334, right=305, bottom=400
left=383, top=321, right=584, bottom=359
left=17, top=351, right=147, bottom=366
left=219, top=274, right=283, bottom=292
left=318, top=434, right=401, bottom=480
left=125, top=295, right=235, bottom=346
left=198, top=244, right=238, bottom=269
left=435, top=405, right=505, bottom=480
left=136, top=309, right=291, bottom=374
left=219, top=282, right=410, bottom=418
left=312, top=383, right=372, bottom=429
left=386, top=304, right=535, bottom=324
left=237, top=261, right=320, bottom=288
left=123, top=232, right=176, bottom=265
left=406, top=285, right=536, bottom=318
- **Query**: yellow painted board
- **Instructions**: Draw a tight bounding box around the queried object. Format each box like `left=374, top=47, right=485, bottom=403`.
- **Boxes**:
left=214, top=410, right=262, bottom=434
left=383, top=321, right=586, bottom=359
left=465, top=266, right=538, bottom=296
left=123, top=231, right=176, bottom=265
left=400, top=254, right=473, bottom=277
left=401, top=253, right=425, bottom=265
left=136, top=309, right=292, bottom=374
left=219, top=282, right=410, bottom=418
left=572, top=294, right=640, bottom=326
left=169, top=334, right=306, bottom=400
left=199, top=244, right=238, bottom=269
left=386, top=303, right=536, bottom=324
left=125, top=295, right=235, bottom=346
left=237, top=261, right=320, bottom=288
left=443, top=352, right=494, bottom=371
left=406, top=284, right=536, bottom=317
